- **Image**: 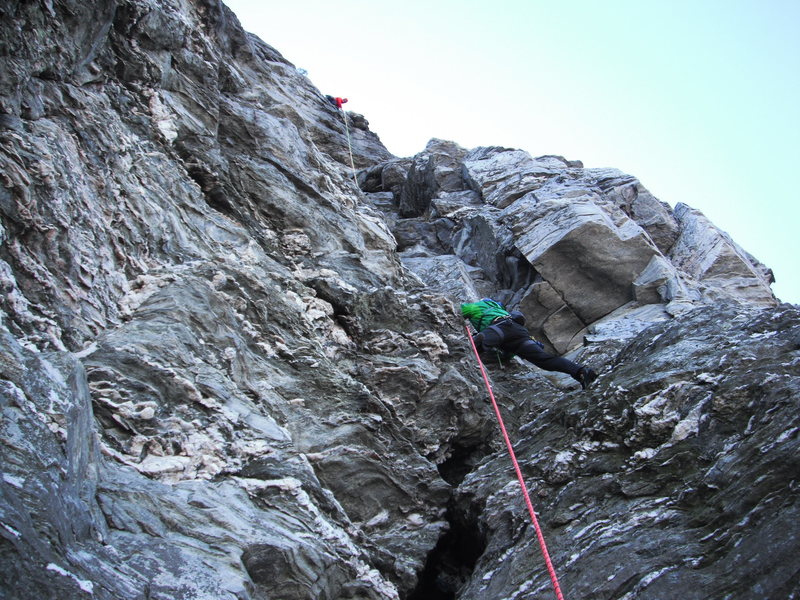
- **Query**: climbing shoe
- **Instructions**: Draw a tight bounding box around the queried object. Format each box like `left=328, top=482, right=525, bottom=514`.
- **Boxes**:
left=576, top=367, right=598, bottom=390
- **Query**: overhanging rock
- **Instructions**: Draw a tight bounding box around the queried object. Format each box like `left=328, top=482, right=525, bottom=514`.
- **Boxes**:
left=509, top=198, right=661, bottom=323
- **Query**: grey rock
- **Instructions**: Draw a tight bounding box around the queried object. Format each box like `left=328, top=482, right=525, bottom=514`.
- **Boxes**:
left=0, top=1, right=794, bottom=600
left=508, top=198, right=661, bottom=322
left=670, top=203, right=777, bottom=306
left=398, top=139, right=469, bottom=217
left=462, top=147, right=574, bottom=209
left=518, top=280, right=587, bottom=354
left=400, top=255, right=481, bottom=301
left=453, top=304, right=800, bottom=600
left=375, top=143, right=778, bottom=352
left=591, top=168, right=681, bottom=254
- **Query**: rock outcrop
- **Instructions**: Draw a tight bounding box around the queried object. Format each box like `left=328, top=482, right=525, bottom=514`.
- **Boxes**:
left=1, top=2, right=797, bottom=600
left=362, top=142, right=778, bottom=356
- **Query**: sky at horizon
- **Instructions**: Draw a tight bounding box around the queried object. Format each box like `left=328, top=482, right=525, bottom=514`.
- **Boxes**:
left=224, top=0, right=800, bottom=304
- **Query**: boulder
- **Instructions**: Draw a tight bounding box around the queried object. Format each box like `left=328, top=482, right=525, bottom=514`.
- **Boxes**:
left=509, top=198, right=661, bottom=322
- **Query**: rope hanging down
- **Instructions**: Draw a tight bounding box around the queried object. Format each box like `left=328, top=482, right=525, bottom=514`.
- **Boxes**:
left=339, top=108, right=359, bottom=188
left=465, top=325, right=566, bottom=600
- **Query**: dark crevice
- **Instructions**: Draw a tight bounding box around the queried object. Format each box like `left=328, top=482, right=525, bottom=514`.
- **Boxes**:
left=436, top=442, right=489, bottom=487
left=407, top=503, right=486, bottom=600
left=406, top=444, right=489, bottom=599
left=181, top=158, right=234, bottom=216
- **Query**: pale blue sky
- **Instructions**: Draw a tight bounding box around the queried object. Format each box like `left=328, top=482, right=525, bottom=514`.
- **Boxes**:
left=224, top=0, right=800, bottom=304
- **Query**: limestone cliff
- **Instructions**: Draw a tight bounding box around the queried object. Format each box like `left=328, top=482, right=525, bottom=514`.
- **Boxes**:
left=1, top=1, right=797, bottom=599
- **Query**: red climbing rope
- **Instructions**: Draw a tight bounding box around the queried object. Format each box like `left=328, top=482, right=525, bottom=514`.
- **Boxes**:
left=465, top=325, right=566, bottom=600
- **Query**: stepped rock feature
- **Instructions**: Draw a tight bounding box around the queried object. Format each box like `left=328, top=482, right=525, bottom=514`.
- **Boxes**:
left=1, top=2, right=797, bottom=600
left=362, top=142, right=778, bottom=354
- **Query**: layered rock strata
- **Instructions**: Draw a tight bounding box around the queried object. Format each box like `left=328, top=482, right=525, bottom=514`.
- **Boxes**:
left=1, top=2, right=796, bottom=600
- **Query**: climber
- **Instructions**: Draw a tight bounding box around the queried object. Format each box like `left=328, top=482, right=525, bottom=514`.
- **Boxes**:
left=326, top=95, right=348, bottom=109
left=462, top=298, right=598, bottom=390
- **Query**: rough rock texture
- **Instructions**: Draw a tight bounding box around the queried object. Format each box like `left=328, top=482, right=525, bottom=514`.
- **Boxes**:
left=446, top=304, right=800, bottom=600
left=362, top=143, right=778, bottom=355
left=1, top=2, right=797, bottom=600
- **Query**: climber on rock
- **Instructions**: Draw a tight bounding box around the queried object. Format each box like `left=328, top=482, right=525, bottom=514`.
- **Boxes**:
left=326, top=95, right=348, bottom=109
left=461, top=298, right=598, bottom=390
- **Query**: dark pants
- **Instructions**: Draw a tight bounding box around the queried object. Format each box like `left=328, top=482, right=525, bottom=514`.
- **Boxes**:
left=479, top=319, right=582, bottom=378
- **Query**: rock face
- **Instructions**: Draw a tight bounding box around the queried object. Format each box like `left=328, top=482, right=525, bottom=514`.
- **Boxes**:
left=362, top=144, right=778, bottom=355
left=0, top=2, right=797, bottom=600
